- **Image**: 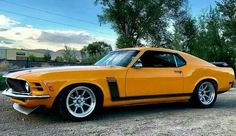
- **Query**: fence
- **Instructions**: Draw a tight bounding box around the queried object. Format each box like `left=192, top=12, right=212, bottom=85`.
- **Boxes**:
left=0, top=59, right=83, bottom=69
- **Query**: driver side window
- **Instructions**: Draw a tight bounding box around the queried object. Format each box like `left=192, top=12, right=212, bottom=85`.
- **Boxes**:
left=139, top=51, right=177, bottom=68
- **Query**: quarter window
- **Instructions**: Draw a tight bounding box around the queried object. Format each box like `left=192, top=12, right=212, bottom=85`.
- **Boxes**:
left=175, top=54, right=186, bottom=67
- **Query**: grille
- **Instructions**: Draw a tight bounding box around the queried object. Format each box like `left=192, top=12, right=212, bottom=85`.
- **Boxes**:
left=6, top=78, right=28, bottom=93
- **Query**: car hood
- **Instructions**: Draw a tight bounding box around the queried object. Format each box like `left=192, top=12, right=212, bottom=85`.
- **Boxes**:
left=4, top=65, right=117, bottom=79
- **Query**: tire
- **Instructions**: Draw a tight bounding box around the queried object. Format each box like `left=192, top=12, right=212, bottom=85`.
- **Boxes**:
left=58, top=85, right=100, bottom=121
left=191, top=81, right=217, bottom=108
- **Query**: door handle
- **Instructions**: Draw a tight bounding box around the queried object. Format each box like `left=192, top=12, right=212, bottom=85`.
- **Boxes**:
left=174, top=70, right=182, bottom=74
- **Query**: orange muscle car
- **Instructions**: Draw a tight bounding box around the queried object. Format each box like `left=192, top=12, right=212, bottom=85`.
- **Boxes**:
left=2, top=48, right=235, bottom=121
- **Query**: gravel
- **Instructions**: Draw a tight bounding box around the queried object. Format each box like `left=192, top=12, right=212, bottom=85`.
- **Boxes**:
left=1, top=88, right=236, bottom=136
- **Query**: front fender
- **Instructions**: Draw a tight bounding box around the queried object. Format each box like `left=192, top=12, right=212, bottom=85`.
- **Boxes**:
left=58, top=79, right=105, bottom=96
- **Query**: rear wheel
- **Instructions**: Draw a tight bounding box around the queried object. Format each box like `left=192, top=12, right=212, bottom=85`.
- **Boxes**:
left=191, top=81, right=217, bottom=108
left=58, top=86, right=99, bottom=121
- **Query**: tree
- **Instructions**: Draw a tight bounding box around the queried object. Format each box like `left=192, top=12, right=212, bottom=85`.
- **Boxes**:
left=80, top=41, right=112, bottom=64
left=87, top=41, right=112, bottom=55
left=172, top=1, right=197, bottom=53
left=170, top=25, right=184, bottom=51
left=96, top=0, right=186, bottom=48
left=171, top=15, right=197, bottom=52
left=181, top=16, right=197, bottom=53
left=192, top=8, right=229, bottom=63
left=217, top=0, right=236, bottom=69
left=204, top=8, right=225, bottom=62
left=44, top=52, right=51, bottom=62
left=81, top=54, right=105, bottom=65
left=55, top=56, right=64, bottom=62
left=28, top=53, right=36, bottom=61
left=171, top=4, right=233, bottom=68
left=81, top=41, right=112, bottom=57
left=217, top=0, right=236, bottom=42
left=116, top=35, right=135, bottom=48
left=62, top=46, right=78, bottom=63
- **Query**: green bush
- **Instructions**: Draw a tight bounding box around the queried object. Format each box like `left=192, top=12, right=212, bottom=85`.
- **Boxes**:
left=0, top=75, right=7, bottom=90
left=81, top=54, right=105, bottom=65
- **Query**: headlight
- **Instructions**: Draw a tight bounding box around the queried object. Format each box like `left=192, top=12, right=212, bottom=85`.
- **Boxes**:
left=25, top=82, right=30, bottom=93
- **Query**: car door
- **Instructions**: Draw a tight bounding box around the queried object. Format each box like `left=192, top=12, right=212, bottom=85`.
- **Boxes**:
left=125, top=50, right=184, bottom=97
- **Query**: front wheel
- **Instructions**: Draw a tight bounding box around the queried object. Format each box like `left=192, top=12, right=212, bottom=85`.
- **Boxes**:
left=58, top=86, right=99, bottom=121
left=191, top=81, right=217, bottom=108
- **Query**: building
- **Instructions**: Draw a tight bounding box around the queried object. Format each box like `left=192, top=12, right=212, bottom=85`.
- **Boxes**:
left=0, top=49, right=45, bottom=61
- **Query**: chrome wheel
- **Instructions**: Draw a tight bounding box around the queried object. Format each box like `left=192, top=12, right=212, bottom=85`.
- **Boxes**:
left=198, top=82, right=216, bottom=105
left=66, top=86, right=96, bottom=118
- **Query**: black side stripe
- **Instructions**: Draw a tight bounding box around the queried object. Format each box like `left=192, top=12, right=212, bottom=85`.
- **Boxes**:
left=106, top=77, right=192, bottom=101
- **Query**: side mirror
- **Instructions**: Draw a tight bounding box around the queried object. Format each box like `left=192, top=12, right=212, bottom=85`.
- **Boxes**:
left=133, top=59, right=143, bottom=69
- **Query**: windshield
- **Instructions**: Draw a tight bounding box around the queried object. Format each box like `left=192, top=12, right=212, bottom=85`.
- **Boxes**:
left=95, top=50, right=140, bottom=67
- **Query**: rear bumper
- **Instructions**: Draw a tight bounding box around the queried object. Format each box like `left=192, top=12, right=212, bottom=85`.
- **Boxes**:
left=2, top=89, right=50, bottom=99
left=229, top=81, right=235, bottom=88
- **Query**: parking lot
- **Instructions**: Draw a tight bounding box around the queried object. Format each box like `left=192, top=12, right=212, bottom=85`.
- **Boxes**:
left=1, top=88, right=236, bottom=136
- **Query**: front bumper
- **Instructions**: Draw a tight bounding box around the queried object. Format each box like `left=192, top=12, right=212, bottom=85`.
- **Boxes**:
left=2, top=88, right=50, bottom=99
left=13, top=103, right=41, bottom=115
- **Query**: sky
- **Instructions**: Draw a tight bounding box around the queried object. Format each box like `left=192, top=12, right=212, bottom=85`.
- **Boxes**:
left=0, top=0, right=217, bottom=51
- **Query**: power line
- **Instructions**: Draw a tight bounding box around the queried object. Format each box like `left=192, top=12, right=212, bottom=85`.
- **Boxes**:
left=0, top=9, right=114, bottom=36
left=0, top=0, right=109, bottom=28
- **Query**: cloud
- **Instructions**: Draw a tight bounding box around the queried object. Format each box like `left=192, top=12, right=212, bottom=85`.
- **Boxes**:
left=0, top=28, right=8, bottom=31
left=0, top=15, right=19, bottom=28
left=0, top=14, right=116, bottom=51
left=38, top=30, right=95, bottom=44
left=0, top=36, right=15, bottom=44
left=2, top=27, right=41, bottom=40
left=0, top=26, right=116, bottom=51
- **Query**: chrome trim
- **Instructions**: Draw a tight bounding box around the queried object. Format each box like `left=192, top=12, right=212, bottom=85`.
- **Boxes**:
left=13, top=103, right=40, bottom=115
left=2, top=89, right=50, bottom=99
left=11, top=91, right=32, bottom=96
left=25, top=80, right=32, bottom=93
left=2, top=74, right=8, bottom=78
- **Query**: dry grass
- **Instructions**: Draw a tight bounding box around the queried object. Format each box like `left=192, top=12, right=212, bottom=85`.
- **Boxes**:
left=41, top=63, right=51, bottom=67
left=0, top=61, right=11, bottom=71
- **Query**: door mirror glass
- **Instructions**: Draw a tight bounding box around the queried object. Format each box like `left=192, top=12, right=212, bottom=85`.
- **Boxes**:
left=133, top=59, right=143, bottom=69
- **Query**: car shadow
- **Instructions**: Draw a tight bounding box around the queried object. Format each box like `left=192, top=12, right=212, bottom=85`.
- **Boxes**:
left=27, top=95, right=236, bottom=123
left=25, top=101, right=191, bottom=123
left=95, top=101, right=193, bottom=121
